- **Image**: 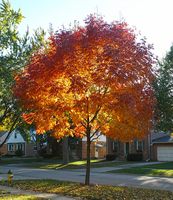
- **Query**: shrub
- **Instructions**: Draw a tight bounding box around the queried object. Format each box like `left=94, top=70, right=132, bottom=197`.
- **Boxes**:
left=106, top=154, right=116, bottom=161
left=15, top=149, right=23, bottom=156
left=38, top=148, right=47, bottom=157
left=38, top=148, right=55, bottom=159
left=42, top=154, right=54, bottom=159
left=126, top=153, right=143, bottom=161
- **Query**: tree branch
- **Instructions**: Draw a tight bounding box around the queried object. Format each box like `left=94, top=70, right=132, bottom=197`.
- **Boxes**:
left=90, top=126, right=101, bottom=139
left=89, top=106, right=101, bottom=123
left=0, top=114, right=20, bottom=148
left=91, top=132, right=102, bottom=142
left=81, top=122, right=87, bottom=129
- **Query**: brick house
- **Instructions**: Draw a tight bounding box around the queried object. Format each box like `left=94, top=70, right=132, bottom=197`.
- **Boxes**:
left=107, top=130, right=173, bottom=161
left=106, top=135, right=150, bottom=161
left=81, top=134, right=106, bottom=159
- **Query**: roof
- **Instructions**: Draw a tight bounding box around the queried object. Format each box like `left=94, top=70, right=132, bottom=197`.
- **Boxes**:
left=151, top=131, right=167, bottom=140
left=152, top=135, right=173, bottom=144
left=0, top=131, right=8, bottom=137
left=0, top=130, right=26, bottom=144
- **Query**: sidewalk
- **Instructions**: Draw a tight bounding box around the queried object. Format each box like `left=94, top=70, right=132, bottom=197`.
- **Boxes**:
left=0, top=185, right=76, bottom=200
left=71, top=161, right=162, bottom=173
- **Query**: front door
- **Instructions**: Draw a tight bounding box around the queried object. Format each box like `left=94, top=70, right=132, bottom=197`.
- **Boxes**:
left=125, top=142, right=129, bottom=155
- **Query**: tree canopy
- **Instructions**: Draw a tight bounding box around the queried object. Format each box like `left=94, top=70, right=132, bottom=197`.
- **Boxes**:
left=154, top=45, right=173, bottom=132
left=14, top=15, right=155, bottom=184
left=15, top=15, right=155, bottom=141
left=0, top=0, right=46, bottom=132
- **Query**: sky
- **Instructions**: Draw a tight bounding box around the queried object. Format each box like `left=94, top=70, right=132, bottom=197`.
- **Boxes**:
left=3, top=0, right=173, bottom=58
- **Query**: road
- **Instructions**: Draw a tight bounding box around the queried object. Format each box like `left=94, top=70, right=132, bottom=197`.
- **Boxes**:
left=0, top=163, right=173, bottom=192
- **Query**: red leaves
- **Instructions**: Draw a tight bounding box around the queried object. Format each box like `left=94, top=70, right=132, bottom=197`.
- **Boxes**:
left=14, top=14, right=155, bottom=141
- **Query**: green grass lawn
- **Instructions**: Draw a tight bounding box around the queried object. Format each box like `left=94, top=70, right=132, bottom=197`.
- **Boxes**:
left=36, top=159, right=127, bottom=170
left=0, top=189, right=44, bottom=200
left=1, top=179, right=173, bottom=200
left=0, top=157, right=128, bottom=170
left=109, top=162, right=173, bottom=177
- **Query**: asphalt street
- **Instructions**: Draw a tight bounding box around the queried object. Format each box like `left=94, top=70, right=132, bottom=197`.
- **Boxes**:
left=0, top=162, right=173, bottom=192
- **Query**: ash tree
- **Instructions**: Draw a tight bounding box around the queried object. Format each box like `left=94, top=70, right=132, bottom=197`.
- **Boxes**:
left=14, top=15, right=155, bottom=185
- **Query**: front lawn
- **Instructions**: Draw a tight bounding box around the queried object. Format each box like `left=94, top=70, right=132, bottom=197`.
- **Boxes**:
left=3, top=157, right=127, bottom=170
left=2, top=179, right=173, bottom=200
left=109, top=162, right=173, bottom=177
left=36, top=159, right=127, bottom=170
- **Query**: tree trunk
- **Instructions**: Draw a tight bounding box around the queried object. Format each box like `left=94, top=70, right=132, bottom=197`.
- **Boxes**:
left=62, top=137, right=69, bottom=164
left=85, top=130, right=91, bottom=185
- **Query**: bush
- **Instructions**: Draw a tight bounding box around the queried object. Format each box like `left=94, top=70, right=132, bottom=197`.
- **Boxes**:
left=126, top=153, right=143, bottom=161
left=37, top=147, right=47, bottom=157
left=106, top=154, right=116, bottom=161
left=42, top=154, right=55, bottom=159
left=15, top=149, right=23, bottom=156
left=38, top=148, right=55, bottom=159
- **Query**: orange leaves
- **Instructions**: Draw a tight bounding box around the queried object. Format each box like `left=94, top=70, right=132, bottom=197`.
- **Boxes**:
left=22, top=113, right=35, bottom=124
left=14, top=14, right=155, bottom=141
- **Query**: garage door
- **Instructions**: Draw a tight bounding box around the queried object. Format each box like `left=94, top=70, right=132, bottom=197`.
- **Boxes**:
left=157, top=146, right=173, bottom=161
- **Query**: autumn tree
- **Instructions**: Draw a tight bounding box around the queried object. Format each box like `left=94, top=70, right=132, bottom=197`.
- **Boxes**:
left=0, top=0, right=46, bottom=145
left=14, top=15, right=155, bottom=185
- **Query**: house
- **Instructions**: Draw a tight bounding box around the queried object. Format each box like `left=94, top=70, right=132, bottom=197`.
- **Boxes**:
left=0, top=130, right=25, bottom=156
left=81, top=134, right=106, bottom=159
left=107, top=135, right=150, bottom=161
left=107, top=130, right=173, bottom=161
left=59, top=135, right=107, bottom=160
left=0, top=130, right=37, bottom=157
left=151, top=132, right=173, bottom=161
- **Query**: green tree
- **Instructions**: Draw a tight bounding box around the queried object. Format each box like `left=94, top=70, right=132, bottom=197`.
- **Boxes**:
left=154, top=45, right=173, bottom=132
left=0, top=0, right=46, bottom=145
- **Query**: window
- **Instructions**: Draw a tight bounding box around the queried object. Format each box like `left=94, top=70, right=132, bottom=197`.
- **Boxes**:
left=136, top=140, right=143, bottom=152
left=124, top=142, right=130, bottom=155
left=113, top=141, right=119, bottom=153
left=8, top=144, right=14, bottom=152
left=16, top=143, right=24, bottom=151
left=17, top=144, right=22, bottom=150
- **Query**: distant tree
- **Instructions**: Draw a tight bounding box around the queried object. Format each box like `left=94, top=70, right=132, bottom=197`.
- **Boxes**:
left=14, top=15, right=155, bottom=185
left=154, top=45, right=173, bottom=132
left=0, top=0, right=46, bottom=146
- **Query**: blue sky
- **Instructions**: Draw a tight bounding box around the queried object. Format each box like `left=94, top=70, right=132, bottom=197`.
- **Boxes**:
left=3, top=0, right=173, bottom=58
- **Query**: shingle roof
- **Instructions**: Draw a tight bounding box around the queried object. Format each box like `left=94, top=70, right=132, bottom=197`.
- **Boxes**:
left=0, top=131, right=7, bottom=137
left=152, top=135, right=173, bottom=143
left=151, top=131, right=167, bottom=140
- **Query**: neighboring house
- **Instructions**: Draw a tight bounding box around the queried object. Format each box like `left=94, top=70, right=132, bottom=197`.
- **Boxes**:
left=107, top=130, right=173, bottom=161
left=151, top=132, right=173, bottom=161
left=0, top=130, right=25, bottom=156
left=107, top=135, right=150, bottom=161
left=81, top=134, right=106, bottom=159
left=0, top=130, right=37, bottom=157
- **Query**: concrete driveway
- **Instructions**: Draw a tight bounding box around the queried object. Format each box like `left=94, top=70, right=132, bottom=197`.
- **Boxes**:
left=0, top=163, right=173, bottom=192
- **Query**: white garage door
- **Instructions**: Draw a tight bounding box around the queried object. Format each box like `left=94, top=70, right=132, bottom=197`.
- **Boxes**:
left=157, top=146, right=173, bottom=161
